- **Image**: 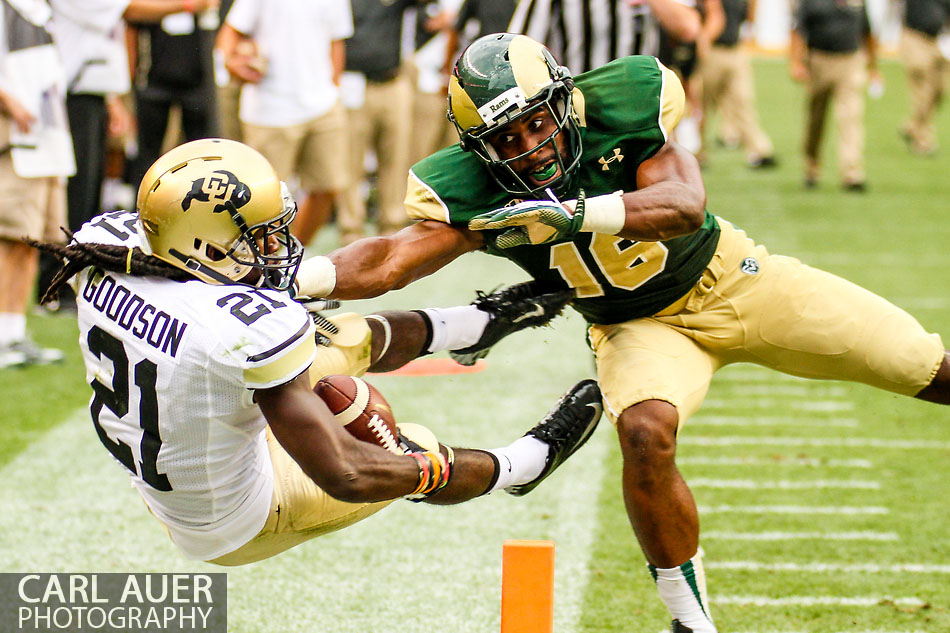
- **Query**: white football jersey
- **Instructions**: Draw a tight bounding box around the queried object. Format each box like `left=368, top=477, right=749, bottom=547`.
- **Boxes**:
left=71, top=210, right=317, bottom=560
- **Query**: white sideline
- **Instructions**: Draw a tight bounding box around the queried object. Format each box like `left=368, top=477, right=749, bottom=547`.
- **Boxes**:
left=698, top=504, right=889, bottom=515
left=689, top=415, right=859, bottom=428
left=678, top=456, right=873, bottom=468
left=703, top=531, right=898, bottom=541
left=702, top=399, right=855, bottom=412
left=713, top=596, right=928, bottom=607
left=690, top=478, right=881, bottom=490
left=683, top=436, right=950, bottom=450
left=708, top=385, right=850, bottom=397
left=709, top=561, right=950, bottom=574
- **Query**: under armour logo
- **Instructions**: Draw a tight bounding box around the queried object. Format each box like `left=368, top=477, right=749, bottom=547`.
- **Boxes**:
left=182, top=170, right=251, bottom=214
left=598, top=148, right=624, bottom=171
left=740, top=257, right=760, bottom=275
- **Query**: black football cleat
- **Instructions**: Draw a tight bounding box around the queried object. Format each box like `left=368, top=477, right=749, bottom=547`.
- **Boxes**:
left=506, top=379, right=603, bottom=496
left=449, top=281, right=574, bottom=366
left=671, top=620, right=695, bottom=632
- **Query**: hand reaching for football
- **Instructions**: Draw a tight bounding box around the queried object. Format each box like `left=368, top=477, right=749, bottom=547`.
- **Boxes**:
left=467, top=191, right=586, bottom=248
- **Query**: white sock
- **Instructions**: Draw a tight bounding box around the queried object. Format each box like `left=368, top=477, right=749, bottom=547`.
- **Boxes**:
left=0, top=313, right=25, bottom=345
left=484, top=435, right=549, bottom=493
left=650, top=549, right=716, bottom=632
left=422, top=306, right=490, bottom=353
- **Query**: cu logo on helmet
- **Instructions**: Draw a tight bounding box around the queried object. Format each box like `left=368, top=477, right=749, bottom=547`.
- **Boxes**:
left=181, top=170, right=252, bottom=214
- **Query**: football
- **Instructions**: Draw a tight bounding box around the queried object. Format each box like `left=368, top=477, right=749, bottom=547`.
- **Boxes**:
left=314, top=375, right=401, bottom=453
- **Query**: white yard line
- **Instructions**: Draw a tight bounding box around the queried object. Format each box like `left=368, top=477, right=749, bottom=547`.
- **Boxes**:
left=703, top=531, right=898, bottom=541
left=702, top=399, right=855, bottom=412
left=678, top=456, right=873, bottom=468
left=709, top=561, right=950, bottom=574
left=698, top=504, right=889, bottom=515
left=690, top=478, right=880, bottom=490
left=709, top=385, right=850, bottom=397
left=689, top=416, right=859, bottom=428
left=712, top=596, right=928, bottom=607
left=683, top=436, right=950, bottom=450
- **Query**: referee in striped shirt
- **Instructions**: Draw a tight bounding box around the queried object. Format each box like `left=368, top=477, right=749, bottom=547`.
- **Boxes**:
left=507, top=0, right=701, bottom=74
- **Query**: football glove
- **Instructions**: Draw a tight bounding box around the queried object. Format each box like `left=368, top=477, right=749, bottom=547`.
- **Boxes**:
left=467, top=190, right=587, bottom=249
left=295, top=296, right=341, bottom=347
left=399, top=431, right=454, bottom=501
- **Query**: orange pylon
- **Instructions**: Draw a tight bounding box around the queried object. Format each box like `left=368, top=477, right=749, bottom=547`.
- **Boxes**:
left=501, top=540, right=555, bottom=633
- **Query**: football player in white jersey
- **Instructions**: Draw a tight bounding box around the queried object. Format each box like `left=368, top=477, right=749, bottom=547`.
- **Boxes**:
left=28, top=138, right=603, bottom=565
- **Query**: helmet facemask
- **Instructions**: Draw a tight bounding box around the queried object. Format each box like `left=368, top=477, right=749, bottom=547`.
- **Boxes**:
left=219, top=182, right=303, bottom=292
left=448, top=33, right=583, bottom=198
left=458, top=83, right=582, bottom=198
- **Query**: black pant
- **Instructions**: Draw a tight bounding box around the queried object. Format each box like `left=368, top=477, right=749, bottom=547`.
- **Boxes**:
left=36, top=93, right=108, bottom=304
left=128, top=83, right=219, bottom=189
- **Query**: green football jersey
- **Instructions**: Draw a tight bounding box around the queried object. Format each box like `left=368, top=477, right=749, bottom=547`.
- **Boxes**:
left=406, top=55, right=720, bottom=325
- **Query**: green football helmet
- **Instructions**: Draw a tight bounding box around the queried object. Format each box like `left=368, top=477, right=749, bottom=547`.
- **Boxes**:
left=448, top=33, right=582, bottom=198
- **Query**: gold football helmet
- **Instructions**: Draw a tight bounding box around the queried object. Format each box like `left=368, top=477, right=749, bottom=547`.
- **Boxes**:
left=136, top=138, right=302, bottom=291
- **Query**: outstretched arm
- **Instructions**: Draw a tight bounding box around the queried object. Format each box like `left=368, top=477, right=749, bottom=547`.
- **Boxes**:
left=467, top=140, right=706, bottom=247
left=296, top=220, right=484, bottom=300
left=257, top=373, right=422, bottom=502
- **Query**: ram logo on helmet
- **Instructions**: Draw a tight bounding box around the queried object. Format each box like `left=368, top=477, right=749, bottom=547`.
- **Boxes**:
left=181, top=170, right=251, bottom=214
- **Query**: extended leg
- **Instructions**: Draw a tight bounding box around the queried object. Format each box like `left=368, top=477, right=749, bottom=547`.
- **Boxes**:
left=617, top=399, right=715, bottom=633
left=424, top=379, right=603, bottom=504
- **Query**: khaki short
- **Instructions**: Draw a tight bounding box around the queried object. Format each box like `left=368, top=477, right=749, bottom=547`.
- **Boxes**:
left=0, top=118, right=66, bottom=242
left=241, top=100, right=349, bottom=193
left=210, top=312, right=437, bottom=566
left=590, top=218, right=945, bottom=427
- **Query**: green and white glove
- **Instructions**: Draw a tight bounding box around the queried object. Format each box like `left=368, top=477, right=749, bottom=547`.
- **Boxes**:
left=468, top=191, right=584, bottom=248
left=467, top=189, right=625, bottom=249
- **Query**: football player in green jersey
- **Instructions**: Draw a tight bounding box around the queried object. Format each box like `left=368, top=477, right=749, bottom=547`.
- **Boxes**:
left=294, top=33, right=950, bottom=632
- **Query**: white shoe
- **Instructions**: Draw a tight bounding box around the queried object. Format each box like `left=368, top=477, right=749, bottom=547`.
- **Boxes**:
left=4, top=339, right=64, bottom=367
left=0, top=344, right=27, bottom=369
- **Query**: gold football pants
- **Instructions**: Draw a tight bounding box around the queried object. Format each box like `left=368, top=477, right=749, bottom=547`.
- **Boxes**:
left=590, top=219, right=945, bottom=426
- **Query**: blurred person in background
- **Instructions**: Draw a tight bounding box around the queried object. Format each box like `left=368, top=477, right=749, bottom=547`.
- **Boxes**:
left=434, top=0, right=518, bottom=159
left=789, top=0, right=880, bottom=191
left=442, top=0, right=518, bottom=87
left=337, top=0, right=418, bottom=246
left=217, top=0, right=352, bottom=247
left=658, top=0, right=724, bottom=157
left=508, top=0, right=701, bottom=74
left=126, top=1, right=221, bottom=188
left=409, top=0, right=462, bottom=166
left=899, top=0, right=949, bottom=156
left=38, top=0, right=219, bottom=312
left=697, top=0, right=776, bottom=168
left=213, top=0, right=242, bottom=141
left=0, top=0, right=73, bottom=367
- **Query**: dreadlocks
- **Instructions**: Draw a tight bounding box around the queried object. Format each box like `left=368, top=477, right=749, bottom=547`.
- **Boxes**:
left=25, top=230, right=194, bottom=305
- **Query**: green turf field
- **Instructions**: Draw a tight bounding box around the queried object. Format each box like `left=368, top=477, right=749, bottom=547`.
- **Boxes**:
left=2, top=57, right=949, bottom=632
